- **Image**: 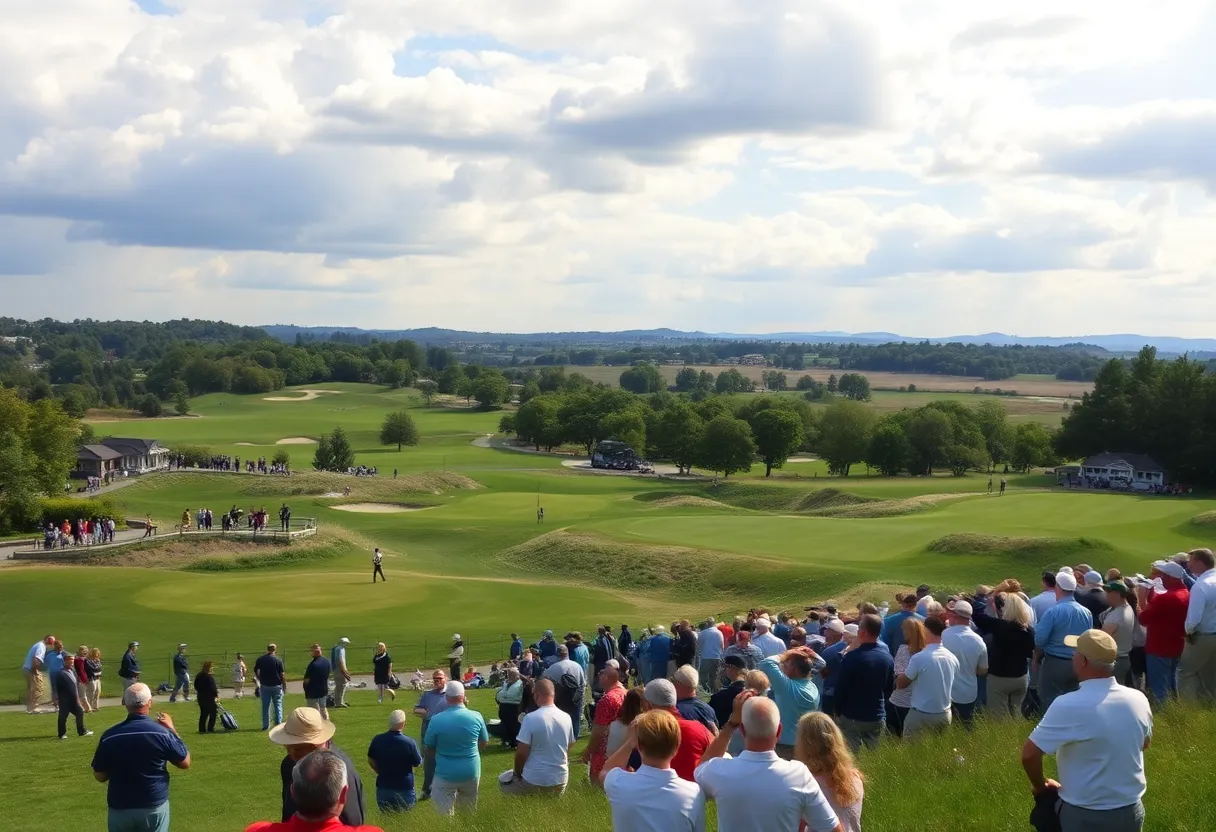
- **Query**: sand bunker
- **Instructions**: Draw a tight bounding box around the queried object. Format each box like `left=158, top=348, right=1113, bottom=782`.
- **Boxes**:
left=263, top=390, right=344, bottom=402
left=319, top=492, right=344, bottom=499
left=276, top=437, right=317, bottom=445
left=235, top=442, right=257, bottom=446
left=331, top=503, right=428, bottom=514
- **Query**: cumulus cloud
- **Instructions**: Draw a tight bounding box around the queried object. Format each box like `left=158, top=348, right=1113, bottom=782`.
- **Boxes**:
left=0, top=0, right=1214, bottom=334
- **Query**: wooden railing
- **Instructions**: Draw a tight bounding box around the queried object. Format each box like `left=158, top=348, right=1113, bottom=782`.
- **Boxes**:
left=10, top=519, right=318, bottom=561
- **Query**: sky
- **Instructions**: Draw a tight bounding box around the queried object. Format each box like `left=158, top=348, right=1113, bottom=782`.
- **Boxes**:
left=2, top=0, right=1216, bottom=336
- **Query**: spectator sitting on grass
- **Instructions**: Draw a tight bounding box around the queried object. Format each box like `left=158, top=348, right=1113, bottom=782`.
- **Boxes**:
left=271, top=707, right=366, bottom=827
left=500, top=679, right=575, bottom=796
left=247, top=749, right=383, bottom=832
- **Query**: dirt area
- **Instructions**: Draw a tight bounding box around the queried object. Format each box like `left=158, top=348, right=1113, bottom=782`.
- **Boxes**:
left=262, top=390, right=344, bottom=402
left=560, top=460, right=684, bottom=476
left=330, top=503, right=432, bottom=513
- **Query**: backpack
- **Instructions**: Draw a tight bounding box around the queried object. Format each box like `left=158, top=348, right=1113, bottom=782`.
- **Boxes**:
left=553, top=670, right=583, bottom=711
left=219, top=707, right=238, bottom=731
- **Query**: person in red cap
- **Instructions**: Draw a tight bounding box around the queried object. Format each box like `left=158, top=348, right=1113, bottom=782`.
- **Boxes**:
left=246, top=749, right=382, bottom=832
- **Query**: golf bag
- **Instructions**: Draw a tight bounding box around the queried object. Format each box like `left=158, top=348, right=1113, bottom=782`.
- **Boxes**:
left=388, top=674, right=402, bottom=690
left=219, top=706, right=239, bottom=731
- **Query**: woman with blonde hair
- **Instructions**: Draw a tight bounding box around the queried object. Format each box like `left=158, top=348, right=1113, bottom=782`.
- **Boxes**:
left=373, top=642, right=395, bottom=703
left=974, top=589, right=1035, bottom=719
left=84, top=647, right=103, bottom=711
left=887, top=617, right=926, bottom=736
left=231, top=652, right=247, bottom=698
left=795, top=712, right=865, bottom=832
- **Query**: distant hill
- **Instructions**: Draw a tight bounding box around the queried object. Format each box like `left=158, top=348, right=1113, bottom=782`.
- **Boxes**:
left=259, top=325, right=1216, bottom=353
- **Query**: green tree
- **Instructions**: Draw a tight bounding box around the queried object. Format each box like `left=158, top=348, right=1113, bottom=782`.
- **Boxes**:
left=438, top=364, right=465, bottom=395
left=515, top=394, right=565, bottom=451
left=138, top=394, right=163, bottom=418
left=696, top=415, right=756, bottom=478
left=827, top=374, right=838, bottom=393
left=905, top=408, right=954, bottom=475
left=272, top=449, right=291, bottom=469
left=837, top=373, right=871, bottom=401
left=519, top=380, right=541, bottom=405
left=600, top=407, right=647, bottom=452
left=973, top=399, right=1013, bottom=470
left=715, top=368, right=753, bottom=394
left=817, top=400, right=876, bottom=476
left=379, top=411, right=420, bottom=451
left=416, top=379, right=438, bottom=405
left=749, top=408, right=804, bottom=477
left=60, top=391, right=87, bottom=418
left=1011, top=423, right=1057, bottom=472
left=312, top=434, right=333, bottom=471
left=619, top=363, right=664, bottom=394
left=326, top=427, right=356, bottom=471
left=471, top=370, right=510, bottom=409
left=651, top=403, right=705, bottom=474
left=674, top=367, right=698, bottom=392
left=498, top=413, right=517, bottom=435
left=866, top=420, right=910, bottom=476
left=0, top=391, right=80, bottom=531
left=174, top=392, right=190, bottom=416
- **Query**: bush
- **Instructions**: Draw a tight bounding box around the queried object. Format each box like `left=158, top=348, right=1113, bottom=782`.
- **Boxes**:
left=138, top=394, right=163, bottom=418
left=38, top=496, right=117, bottom=527
left=272, top=449, right=291, bottom=468
left=170, top=445, right=213, bottom=466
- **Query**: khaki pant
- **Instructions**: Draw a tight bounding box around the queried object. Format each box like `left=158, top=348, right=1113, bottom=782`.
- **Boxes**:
left=903, top=708, right=951, bottom=739
left=77, top=680, right=93, bottom=712
left=333, top=675, right=347, bottom=706
left=86, top=679, right=101, bottom=711
left=306, top=697, right=330, bottom=721
left=986, top=674, right=1028, bottom=720
left=431, top=777, right=479, bottom=816
left=24, top=668, right=43, bottom=712
left=1179, top=633, right=1216, bottom=702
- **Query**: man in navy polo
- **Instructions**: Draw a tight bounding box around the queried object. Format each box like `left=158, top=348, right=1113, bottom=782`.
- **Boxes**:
left=118, top=641, right=141, bottom=690
left=831, top=614, right=896, bottom=751
left=92, top=683, right=191, bottom=832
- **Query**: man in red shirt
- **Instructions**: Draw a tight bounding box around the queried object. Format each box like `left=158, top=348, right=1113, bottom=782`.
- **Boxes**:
left=1137, top=560, right=1191, bottom=704
left=582, top=663, right=627, bottom=785
left=246, top=749, right=382, bottom=832
left=630, top=679, right=712, bottom=781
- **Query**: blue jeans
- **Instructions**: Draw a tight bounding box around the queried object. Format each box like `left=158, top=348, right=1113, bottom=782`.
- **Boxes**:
left=170, top=672, right=190, bottom=701
left=108, top=802, right=170, bottom=832
left=376, top=787, right=416, bottom=811
left=260, top=685, right=284, bottom=729
left=1146, top=654, right=1179, bottom=703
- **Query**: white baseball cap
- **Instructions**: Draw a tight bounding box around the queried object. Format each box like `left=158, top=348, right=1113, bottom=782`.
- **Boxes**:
left=444, top=681, right=465, bottom=698
left=1056, top=571, right=1078, bottom=592
left=339, top=637, right=350, bottom=644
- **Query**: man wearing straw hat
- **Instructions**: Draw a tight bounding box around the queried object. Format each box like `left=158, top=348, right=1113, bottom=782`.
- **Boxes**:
left=270, top=707, right=367, bottom=827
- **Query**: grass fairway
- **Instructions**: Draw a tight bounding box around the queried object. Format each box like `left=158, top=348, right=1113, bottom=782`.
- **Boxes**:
left=2, top=691, right=1212, bottom=831
left=6, top=383, right=1216, bottom=828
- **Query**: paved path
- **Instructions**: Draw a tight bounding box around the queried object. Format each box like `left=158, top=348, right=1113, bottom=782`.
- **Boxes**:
left=0, top=530, right=149, bottom=562
left=0, top=672, right=448, bottom=713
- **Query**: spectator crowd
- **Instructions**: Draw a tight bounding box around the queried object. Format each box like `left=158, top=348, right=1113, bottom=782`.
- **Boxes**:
left=18, top=547, right=1216, bottom=832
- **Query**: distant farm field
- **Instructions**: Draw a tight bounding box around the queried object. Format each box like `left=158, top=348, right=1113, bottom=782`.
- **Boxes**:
left=569, top=364, right=1093, bottom=398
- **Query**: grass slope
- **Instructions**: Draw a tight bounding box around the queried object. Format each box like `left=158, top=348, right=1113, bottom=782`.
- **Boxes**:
left=2, top=692, right=1211, bottom=832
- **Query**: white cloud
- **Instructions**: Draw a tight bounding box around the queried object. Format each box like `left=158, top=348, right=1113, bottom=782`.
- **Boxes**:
left=0, top=0, right=1214, bottom=335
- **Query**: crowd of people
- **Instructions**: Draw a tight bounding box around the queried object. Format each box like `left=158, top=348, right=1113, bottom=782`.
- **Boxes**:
left=171, top=504, right=294, bottom=534
left=19, top=546, right=1216, bottom=831
left=172, top=454, right=291, bottom=475
left=41, top=516, right=118, bottom=549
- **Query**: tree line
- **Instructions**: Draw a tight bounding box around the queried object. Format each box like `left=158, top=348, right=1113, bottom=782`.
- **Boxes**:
left=1056, top=347, right=1216, bottom=485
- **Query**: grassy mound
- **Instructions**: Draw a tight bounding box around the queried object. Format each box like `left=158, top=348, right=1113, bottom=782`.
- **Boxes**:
left=791, top=488, right=873, bottom=512
left=926, top=533, right=1114, bottom=559
left=64, top=529, right=352, bottom=571
left=239, top=470, right=480, bottom=498
left=1191, top=510, right=1216, bottom=527
left=495, top=530, right=826, bottom=603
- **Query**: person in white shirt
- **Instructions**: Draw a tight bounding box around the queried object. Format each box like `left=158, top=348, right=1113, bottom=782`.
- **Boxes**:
left=1181, top=548, right=1216, bottom=701
left=601, top=709, right=706, bottom=832
left=752, top=618, right=787, bottom=659
left=896, top=617, right=958, bottom=739
left=697, top=621, right=725, bottom=692
left=1022, top=629, right=1152, bottom=832
left=694, top=691, right=843, bottom=832
left=500, top=679, right=575, bottom=796
left=941, top=601, right=988, bottom=728
left=1029, top=572, right=1059, bottom=622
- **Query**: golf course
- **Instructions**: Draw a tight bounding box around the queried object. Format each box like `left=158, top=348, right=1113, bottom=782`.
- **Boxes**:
left=4, top=382, right=1215, bottom=831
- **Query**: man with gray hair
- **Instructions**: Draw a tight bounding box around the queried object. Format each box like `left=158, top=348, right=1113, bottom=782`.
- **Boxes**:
left=1022, top=630, right=1152, bottom=832
left=92, top=683, right=191, bottom=832
left=367, top=710, right=422, bottom=812
left=270, top=707, right=366, bottom=827
left=673, top=665, right=719, bottom=734
left=543, top=643, right=587, bottom=739
left=246, top=749, right=385, bottom=832
left=423, top=681, right=489, bottom=815
left=695, top=691, right=843, bottom=832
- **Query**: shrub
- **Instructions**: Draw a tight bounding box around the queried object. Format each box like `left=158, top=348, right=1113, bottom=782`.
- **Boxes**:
left=38, top=496, right=117, bottom=527
left=170, top=445, right=213, bottom=466
left=138, top=394, right=163, bottom=418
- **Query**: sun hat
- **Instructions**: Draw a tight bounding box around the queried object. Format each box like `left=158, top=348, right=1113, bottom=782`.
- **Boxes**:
left=644, top=679, right=677, bottom=708
left=269, top=707, right=336, bottom=746
left=1065, top=630, right=1118, bottom=664
left=1055, top=571, right=1078, bottom=592
left=1153, top=560, right=1186, bottom=580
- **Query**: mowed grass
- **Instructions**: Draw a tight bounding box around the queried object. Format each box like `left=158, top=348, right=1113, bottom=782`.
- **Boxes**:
left=2, top=691, right=1212, bottom=832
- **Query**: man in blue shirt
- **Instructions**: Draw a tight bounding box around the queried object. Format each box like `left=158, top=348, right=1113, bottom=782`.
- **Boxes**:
left=92, top=683, right=191, bottom=832
left=368, top=709, right=423, bottom=811
left=773, top=615, right=792, bottom=647
left=118, top=641, right=141, bottom=691
left=303, top=644, right=331, bottom=721
left=818, top=620, right=848, bottom=714
left=169, top=645, right=190, bottom=703
left=882, top=593, right=920, bottom=654
left=832, top=614, right=896, bottom=751
left=412, top=670, right=449, bottom=800
left=45, top=640, right=65, bottom=707
left=759, top=647, right=824, bottom=759
left=509, top=633, right=523, bottom=662
left=1033, top=571, right=1094, bottom=711
left=423, top=681, right=489, bottom=816
left=537, top=630, right=557, bottom=662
